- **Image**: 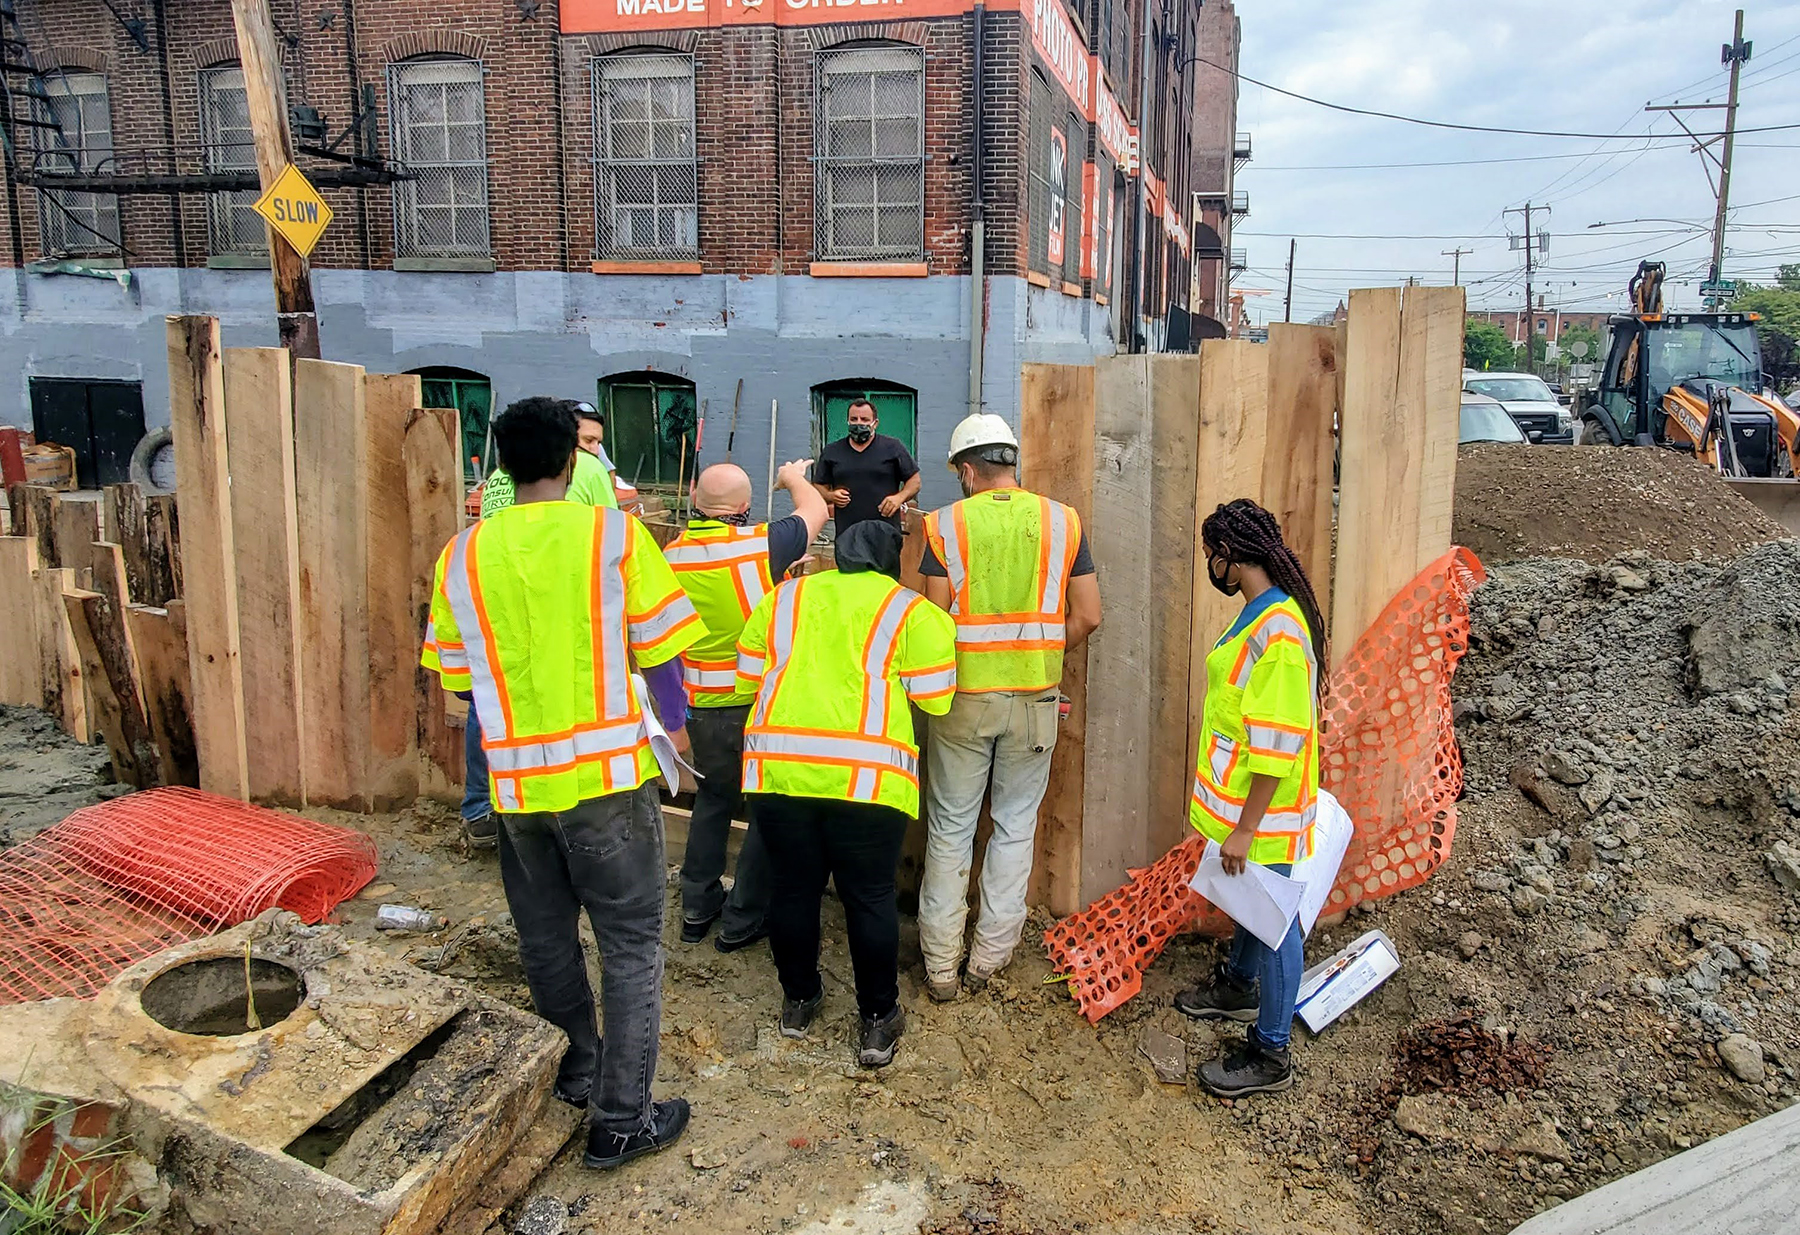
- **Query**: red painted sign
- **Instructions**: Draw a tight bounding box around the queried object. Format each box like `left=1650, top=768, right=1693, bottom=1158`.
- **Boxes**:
left=1021, top=0, right=1090, bottom=111
left=1093, top=70, right=1130, bottom=163
left=562, top=0, right=980, bottom=33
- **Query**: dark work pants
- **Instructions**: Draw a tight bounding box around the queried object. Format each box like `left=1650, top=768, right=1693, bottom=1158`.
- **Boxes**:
left=678, top=704, right=773, bottom=936
left=753, top=793, right=910, bottom=1020
left=495, top=782, right=666, bottom=1135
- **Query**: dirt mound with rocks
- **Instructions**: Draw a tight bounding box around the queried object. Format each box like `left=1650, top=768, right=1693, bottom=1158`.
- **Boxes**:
left=1453, top=443, right=1790, bottom=565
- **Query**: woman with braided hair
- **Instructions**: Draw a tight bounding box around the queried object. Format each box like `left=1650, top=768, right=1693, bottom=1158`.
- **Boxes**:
left=1176, top=498, right=1326, bottom=1097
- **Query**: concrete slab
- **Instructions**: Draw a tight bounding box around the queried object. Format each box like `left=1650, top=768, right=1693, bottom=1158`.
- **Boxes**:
left=1508, top=1101, right=1800, bottom=1235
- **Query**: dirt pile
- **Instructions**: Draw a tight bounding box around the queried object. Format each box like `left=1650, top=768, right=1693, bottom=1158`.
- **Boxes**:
left=1453, top=443, right=1790, bottom=564
left=0, top=702, right=117, bottom=848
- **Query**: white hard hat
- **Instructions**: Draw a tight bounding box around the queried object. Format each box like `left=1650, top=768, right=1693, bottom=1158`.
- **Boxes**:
left=946, top=412, right=1019, bottom=467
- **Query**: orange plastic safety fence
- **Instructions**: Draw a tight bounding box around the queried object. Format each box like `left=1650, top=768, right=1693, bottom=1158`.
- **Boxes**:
left=0, top=787, right=378, bottom=1004
left=1044, top=548, right=1486, bottom=1023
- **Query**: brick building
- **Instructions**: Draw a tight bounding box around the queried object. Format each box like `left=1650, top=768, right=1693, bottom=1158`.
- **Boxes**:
left=0, top=0, right=1240, bottom=506
left=1469, top=305, right=1613, bottom=356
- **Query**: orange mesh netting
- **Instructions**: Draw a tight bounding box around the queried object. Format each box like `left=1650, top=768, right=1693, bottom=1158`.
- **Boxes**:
left=0, top=787, right=378, bottom=1004
left=1044, top=547, right=1486, bottom=1022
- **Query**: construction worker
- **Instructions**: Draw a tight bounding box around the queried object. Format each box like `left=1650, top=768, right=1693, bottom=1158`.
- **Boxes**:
left=916, top=413, right=1101, bottom=1001
left=735, top=520, right=957, bottom=1068
left=1175, top=498, right=1326, bottom=1099
left=665, top=458, right=829, bottom=951
left=462, top=400, right=619, bottom=851
left=812, top=398, right=921, bottom=536
left=421, top=396, right=704, bottom=1168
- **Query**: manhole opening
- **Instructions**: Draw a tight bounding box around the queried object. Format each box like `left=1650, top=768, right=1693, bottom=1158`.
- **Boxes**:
left=140, top=957, right=304, bottom=1036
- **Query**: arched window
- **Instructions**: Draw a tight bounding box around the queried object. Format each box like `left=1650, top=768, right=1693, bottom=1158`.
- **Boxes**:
left=811, top=379, right=916, bottom=455
left=35, top=71, right=119, bottom=257
left=599, top=371, right=696, bottom=489
left=198, top=65, right=266, bottom=258
left=389, top=57, right=491, bottom=259
left=593, top=51, right=697, bottom=260
left=1026, top=70, right=1052, bottom=275
left=813, top=44, right=923, bottom=262
left=410, top=366, right=493, bottom=481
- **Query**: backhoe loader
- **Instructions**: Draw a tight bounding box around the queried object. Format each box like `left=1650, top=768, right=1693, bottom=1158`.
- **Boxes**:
left=1578, top=261, right=1800, bottom=533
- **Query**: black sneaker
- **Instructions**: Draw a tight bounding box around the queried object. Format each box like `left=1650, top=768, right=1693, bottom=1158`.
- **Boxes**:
left=714, top=923, right=769, bottom=954
left=1199, top=1035, right=1295, bottom=1098
left=583, top=1098, right=691, bottom=1170
left=857, top=1005, right=906, bottom=1069
left=1174, top=963, right=1260, bottom=1023
left=780, top=991, right=823, bottom=1039
left=680, top=912, right=720, bottom=945
left=462, top=812, right=498, bottom=850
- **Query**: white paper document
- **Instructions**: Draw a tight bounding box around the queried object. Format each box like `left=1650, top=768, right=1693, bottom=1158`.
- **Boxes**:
left=631, top=673, right=702, bottom=791
left=1187, top=788, right=1354, bottom=948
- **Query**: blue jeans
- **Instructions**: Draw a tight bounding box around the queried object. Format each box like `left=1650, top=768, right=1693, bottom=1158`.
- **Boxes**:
left=1224, top=862, right=1304, bottom=1051
left=462, top=705, right=490, bottom=822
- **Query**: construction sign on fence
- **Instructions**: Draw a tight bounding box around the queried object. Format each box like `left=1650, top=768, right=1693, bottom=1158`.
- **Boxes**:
left=253, top=164, right=334, bottom=258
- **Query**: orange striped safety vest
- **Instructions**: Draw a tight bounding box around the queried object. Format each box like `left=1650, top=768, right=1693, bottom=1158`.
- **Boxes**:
left=663, top=520, right=776, bottom=708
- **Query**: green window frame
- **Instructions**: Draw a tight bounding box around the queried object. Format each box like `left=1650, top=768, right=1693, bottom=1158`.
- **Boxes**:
left=412, top=367, right=494, bottom=482
left=810, top=379, right=917, bottom=455
left=599, top=372, right=698, bottom=489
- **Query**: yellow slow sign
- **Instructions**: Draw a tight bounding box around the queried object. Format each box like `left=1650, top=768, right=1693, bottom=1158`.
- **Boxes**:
left=252, top=164, right=334, bottom=258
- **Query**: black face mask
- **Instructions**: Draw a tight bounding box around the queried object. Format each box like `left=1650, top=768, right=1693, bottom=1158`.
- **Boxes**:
left=1206, top=550, right=1239, bottom=596
left=847, top=424, right=875, bottom=444
left=715, top=510, right=752, bottom=527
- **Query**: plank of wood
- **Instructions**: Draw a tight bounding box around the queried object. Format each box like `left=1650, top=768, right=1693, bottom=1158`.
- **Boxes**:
left=167, top=315, right=250, bottom=799
left=146, top=493, right=181, bottom=605
left=32, top=566, right=88, bottom=741
left=18, top=485, right=57, bottom=568
left=1145, top=356, right=1204, bottom=862
left=127, top=600, right=200, bottom=787
left=295, top=357, right=373, bottom=810
left=0, top=537, right=42, bottom=707
left=104, top=483, right=152, bottom=604
left=364, top=373, right=424, bottom=810
left=1188, top=340, right=1272, bottom=787
left=52, top=494, right=100, bottom=585
left=223, top=347, right=307, bottom=806
left=63, top=584, right=159, bottom=787
left=1262, top=324, right=1341, bottom=634
left=1330, top=286, right=1463, bottom=664
left=1080, top=354, right=1153, bottom=905
left=1019, top=363, right=1095, bottom=916
left=406, top=406, right=466, bottom=803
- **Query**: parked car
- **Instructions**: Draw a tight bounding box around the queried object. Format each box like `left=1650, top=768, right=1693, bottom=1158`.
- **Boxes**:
left=1459, top=393, right=1530, bottom=445
left=1462, top=371, right=1572, bottom=444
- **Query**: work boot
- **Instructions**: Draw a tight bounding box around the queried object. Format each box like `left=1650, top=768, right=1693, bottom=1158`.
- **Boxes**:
left=462, top=812, right=498, bottom=850
left=963, top=956, right=1009, bottom=993
left=583, top=1098, right=691, bottom=1170
left=680, top=911, right=720, bottom=945
left=714, top=923, right=769, bottom=954
left=1198, top=1032, right=1295, bottom=1098
left=857, top=1006, right=906, bottom=1068
left=1174, top=963, right=1260, bottom=1023
left=780, top=991, right=824, bottom=1040
left=925, top=974, right=961, bottom=1003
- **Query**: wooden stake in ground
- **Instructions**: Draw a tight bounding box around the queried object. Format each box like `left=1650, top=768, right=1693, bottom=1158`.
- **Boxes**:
left=32, top=565, right=88, bottom=742
left=63, top=584, right=158, bottom=787
left=229, top=0, right=320, bottom=359
left=127, top=600, right=200, bottom=787
left=167, top=316, right=250, bottom=799
left=406, top=406, right=465, bottom=801
left=0, top=536, right=42, bottom=708
left=365, top=373, right=425, bottom=810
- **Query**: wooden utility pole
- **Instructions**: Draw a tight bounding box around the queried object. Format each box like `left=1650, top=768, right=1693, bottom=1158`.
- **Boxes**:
left=1504, top=202, right=1546, bottom=367
left=1709, top=9, right=1750, bottom=306
left=1441, top=246, right=1472, bottom=285
left=230, top=0, right=321, bottom=359
left=1282, top=238, right=1296, bottom=323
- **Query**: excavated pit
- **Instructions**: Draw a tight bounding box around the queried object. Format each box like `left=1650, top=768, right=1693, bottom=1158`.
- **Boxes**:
left=140, top=956, right=305, bottom=1036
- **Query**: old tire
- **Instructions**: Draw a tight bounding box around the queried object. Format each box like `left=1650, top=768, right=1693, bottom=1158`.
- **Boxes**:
left=129, top=427, right=176, bottom=494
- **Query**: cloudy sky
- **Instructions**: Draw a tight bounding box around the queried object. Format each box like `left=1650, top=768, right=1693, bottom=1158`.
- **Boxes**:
left=1230, top=0, right=1800, bottom=325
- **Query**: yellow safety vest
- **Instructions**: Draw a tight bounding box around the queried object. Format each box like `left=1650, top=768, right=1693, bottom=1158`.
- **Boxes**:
left=924, top=488, right=1081, bottom=693
left=1189, top=594, right=1320, bottom=865
left=422, top=502, right=704, bottom=813
left=664, top=519, right=776, bottom=708
left=735, top=570, right=957, bottom=817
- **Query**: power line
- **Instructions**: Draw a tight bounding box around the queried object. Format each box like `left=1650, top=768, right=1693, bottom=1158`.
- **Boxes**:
left=1250, top=143, right=1800, bottom=172
left=1191, top=54, right=1800, bottom=139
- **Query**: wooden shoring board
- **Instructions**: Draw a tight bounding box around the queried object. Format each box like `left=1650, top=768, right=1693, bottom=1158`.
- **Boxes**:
left=63, top=581, right=158, bottom=787
left=0, top=536, right=42, bottom=707
left=1145, top=356, right=1204, bottom=862
left=33, top=566, right=88, bottom=741
left=167, top=316, right=249, bottom=799
left=1261, top=323, right=1342, bottom=635
left=405, top=406, right=464, bottom=801
left=52, top=494, right=100, bottom=585
left=365, top=373, right=425, bottom=810
left=146, top=493, right=181, bottom=605
left=18, top=485, right=57, bottom=568
left=223, top=347, right=307, bottom=806
left=1330, top=286, right=1463, bottom=663
left=1187, top=340, right=1271, bottom=793
left=104, top=483, right=151, bottom=604
left=295, top=358, right=373, bottom=810
left=1020, top=363, right=1096, bottom=916
left=1080, top=354, right=1154, bottom=904
left=127, top=600, right=199, bottom=787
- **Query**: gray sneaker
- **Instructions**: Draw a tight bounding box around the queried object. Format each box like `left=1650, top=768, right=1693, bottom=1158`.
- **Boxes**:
left=1199, top=1034, right=1295, bottom=1098
left=462, top=812, right=498, bottom=850
left=780, top=991, right=823, bottom=1040
left=857, top=1005, right=906, bottom=1068
left=1174, top=962, right=1260, bottom=1023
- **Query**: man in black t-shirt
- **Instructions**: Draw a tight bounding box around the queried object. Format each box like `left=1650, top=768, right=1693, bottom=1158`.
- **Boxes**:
left=812, top=399, right=921, bottom=535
